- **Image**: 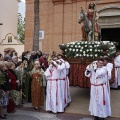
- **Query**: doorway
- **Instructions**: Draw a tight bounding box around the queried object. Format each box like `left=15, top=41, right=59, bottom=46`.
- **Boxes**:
left=101, top=28, right=120, bottom=49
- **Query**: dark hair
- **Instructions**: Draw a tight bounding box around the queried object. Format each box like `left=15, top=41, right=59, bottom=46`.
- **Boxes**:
left=4, top=57, right=10, bottom=61
left=88, top=2, right=95, bottom=9
left=98, top=58, right=104, bottom=62
left=0, top=54, right=2, bottom=58
left=57, top=54, right=63, bottom=58
left=104, top=57, right=110, bottom=62
left=16, top=61, right=23, bottom=67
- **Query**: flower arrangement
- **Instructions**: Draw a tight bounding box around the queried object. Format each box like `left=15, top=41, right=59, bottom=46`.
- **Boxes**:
left=59, top=41, right=116, bottom=58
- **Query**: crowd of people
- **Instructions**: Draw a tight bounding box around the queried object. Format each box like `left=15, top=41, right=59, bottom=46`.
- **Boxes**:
left=0, top=50, right=71, bottom=119
left=0, top=49, right=120, bottom=120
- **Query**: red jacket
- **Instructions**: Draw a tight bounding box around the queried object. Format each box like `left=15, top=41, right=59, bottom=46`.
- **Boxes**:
left=6, top=70, right=17, bottom=90
left=39, top=57, right=48, bottom=69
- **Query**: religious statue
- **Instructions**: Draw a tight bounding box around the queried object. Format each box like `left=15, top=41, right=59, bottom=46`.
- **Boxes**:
left=78, top=2, right=100, bottom=41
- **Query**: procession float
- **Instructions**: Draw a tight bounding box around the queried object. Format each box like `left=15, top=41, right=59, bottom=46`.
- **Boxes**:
left=59, top=1, right=117, bottom=88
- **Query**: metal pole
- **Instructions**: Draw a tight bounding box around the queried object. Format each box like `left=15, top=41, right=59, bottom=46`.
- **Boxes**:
left=92, top=0, right=98, bottom=41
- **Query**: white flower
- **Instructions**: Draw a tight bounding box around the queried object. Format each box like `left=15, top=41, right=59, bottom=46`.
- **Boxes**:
left=80, top=49, right=82, bottom=52
left=71, top=45, right=73, bottom=47
left=69, top=48, right=72, bottom=51
left=85, top=45, right=87, bottom=47
left=97, top=45, right=99, bottom=47
left=95, top=54, right=98, bottom=57
left=73, top=49, right=75, bottom=52
left=83, top=51, right=85, bottom=53
left=75, top=45, right=77, bottom=48
left=90, top=54, right=93, bottom=57
left=89, top=45, right=92, bottom=48
left=76, top=54, right=79, bottom=56
left=72, top=42, right=75, bottom=45
left=95, top=49, right=97, bottom=52
left=65, top=49, right=67, bottom=51
left=98, top=49, right=100, bottom=52
left=67, top=44, right=69, bottom=47
left=76, top=49, right=78, bottom=52
left=87, top=54, right=89, bottom=57
left=81, top=47, right=83, bottom=49
left=110, top=42, right=114, bottom=45
left=85, top=41, right=87, bottom=44
left=94, top=45, right=96, bottom=47
left=90, top=49, right=92, bottom=51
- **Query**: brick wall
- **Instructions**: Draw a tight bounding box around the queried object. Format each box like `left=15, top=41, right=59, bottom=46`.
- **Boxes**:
left=25, top=0, right=120, bottom=53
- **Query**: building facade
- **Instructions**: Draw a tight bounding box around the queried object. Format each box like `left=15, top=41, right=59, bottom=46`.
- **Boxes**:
left=0, top=0, right=24, bottom=56
left=25, top=0, right=120, bottom=53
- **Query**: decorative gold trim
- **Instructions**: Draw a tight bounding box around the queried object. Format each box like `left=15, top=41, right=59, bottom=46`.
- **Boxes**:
left=0, top=33, right=23, bottom=44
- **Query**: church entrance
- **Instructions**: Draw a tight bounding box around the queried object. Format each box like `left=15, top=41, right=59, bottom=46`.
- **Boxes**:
left=98, top=5, right=120, bottom=49
left=101, top=28, right=120, bottom=49
left=101, top=28, right=120, bottom=42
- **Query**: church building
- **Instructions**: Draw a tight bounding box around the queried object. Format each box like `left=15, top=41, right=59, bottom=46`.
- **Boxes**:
left=25, top=0, right=120, bottom=52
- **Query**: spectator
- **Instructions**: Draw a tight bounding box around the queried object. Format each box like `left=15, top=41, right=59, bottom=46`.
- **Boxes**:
left=4, top=57, right=11, bottom=62
left=12, top=56, right=18, bottom=68
left=4, top=50, right=12, bottom=62
left=0, top=54, right=3, bottom=61
left=39, top=53, right=48, bottom=71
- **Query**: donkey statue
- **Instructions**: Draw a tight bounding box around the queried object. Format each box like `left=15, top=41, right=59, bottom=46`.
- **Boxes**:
left=78, top=8, right=100, bottom=41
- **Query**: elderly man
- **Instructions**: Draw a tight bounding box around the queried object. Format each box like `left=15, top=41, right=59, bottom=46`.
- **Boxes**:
left=4, top=50, right=12, bottom=62
left=12, top=56, right=18, bottom=68
left=85, top=58, right=111, bottom=120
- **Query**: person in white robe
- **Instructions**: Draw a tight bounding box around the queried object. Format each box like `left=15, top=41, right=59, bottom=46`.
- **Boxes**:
left=85, top=58, right=111, bottom=120
left=64, top=60, right=71, bottom=106
left=57, top=54, right=71, bottom=108
left=45, top=60, right=65, bottom=113
left=111, top=51, right=120, bottom=89
left=103, top=57, right=113, bottom=95
left=56, top=59, right=66, bottom=111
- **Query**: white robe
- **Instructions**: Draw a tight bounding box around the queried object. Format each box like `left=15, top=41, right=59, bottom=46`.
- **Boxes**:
left=112, top=55, right=120, bottom=88
left=45, top=63, right=64, bottom=113
left=57, top=60, right=67, bottom=110
left=85, top=66, right=111, bottom=118
left=104, top=63, right=113, bottom=95
left=64, top=61, right=71, bottom=105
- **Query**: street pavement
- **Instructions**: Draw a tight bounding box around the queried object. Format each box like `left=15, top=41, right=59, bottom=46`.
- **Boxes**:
left=6, top=87, right=120, bottom=120
left=6, top=109, right=120, bottom=120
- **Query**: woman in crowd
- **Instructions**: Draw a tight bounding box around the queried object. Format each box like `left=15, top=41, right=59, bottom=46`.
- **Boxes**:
left=30, top=60, right=46, bottom=110
left=6, top=62, right=19, bottom=90
left=0, top=61, right=11, bottom=119
left=0, top=54, right=3, bottom=61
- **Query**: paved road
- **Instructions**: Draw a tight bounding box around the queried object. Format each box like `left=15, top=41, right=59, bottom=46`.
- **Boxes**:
left=6, top=110, right=120, bottom=120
